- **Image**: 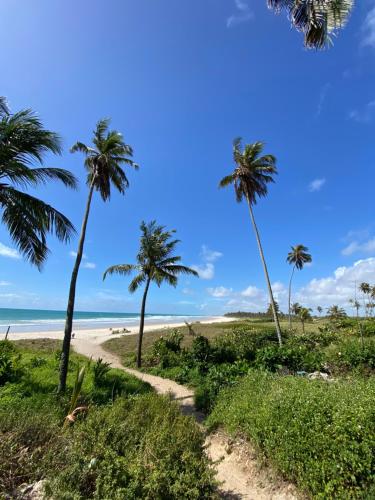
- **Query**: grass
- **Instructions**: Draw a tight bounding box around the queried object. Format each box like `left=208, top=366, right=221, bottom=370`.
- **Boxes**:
left=103, top=318, right=326, bottom=365
left=0, top=339, right=217, bottom=498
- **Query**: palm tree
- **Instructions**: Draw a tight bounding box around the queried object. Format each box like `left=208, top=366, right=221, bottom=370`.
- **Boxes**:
left=267, top=0, right=354, bottom=49
left=317, top=305, right=323, bottom=317
left=58, top=119, right=138, bottom=392
left=291, top=302, right=302, bottom=316
left=327, top=305, right=347, bottom=321
left=359, top=282, right=371, bottom=317
left=103, top=221, right=198, bottom=368
left=0, top=97, right=77, bottom=268
left=219, top=139, right=282, bottom=346
left=299, top=307, right=312, bottom=333
left=286, top=244, right=312, bottom=328
left=349, top=298, right=361, bottom=320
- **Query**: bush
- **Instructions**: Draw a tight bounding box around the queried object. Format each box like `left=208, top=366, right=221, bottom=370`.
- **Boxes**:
left=47, top=394, right=216, bottom=499
left=208, top=372, right=375, bottom=498
left=326, top=338, right=375, bottom=374
left=255, top=340, right=323, bottom=373
left=92, top=358, right=111, bottom=387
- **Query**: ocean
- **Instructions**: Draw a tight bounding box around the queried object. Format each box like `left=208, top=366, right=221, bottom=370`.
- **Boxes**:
left=0, top=308, right=206, bottom=334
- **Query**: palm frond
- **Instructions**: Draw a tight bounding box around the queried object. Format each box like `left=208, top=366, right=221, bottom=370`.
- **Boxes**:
left=103, top=264, right=136, bottom=280
left=129, top=273, right=146, bottom=293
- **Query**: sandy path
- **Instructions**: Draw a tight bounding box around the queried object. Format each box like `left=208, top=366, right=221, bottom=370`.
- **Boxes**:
left=73, top=338, right=298, bottom=500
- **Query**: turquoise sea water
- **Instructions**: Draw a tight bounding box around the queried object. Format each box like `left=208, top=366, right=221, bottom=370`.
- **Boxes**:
left=0, top=308, right=205, bottom=333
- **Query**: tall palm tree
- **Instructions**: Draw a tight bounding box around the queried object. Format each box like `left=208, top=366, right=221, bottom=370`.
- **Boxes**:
left=219, top=139, right=282, bottom=346
left=317, top=305, right=323, bottom=316
left=267, top=0, right=354, bottom=49
left=103, top=221, right=198, bottom=368
left=349, top=298, right=361, bottom=320
left=286, top=244, right=312, bottom=328
left=327, top=304, right=347, bottom=321
left=0, top=97, right=77, bottom=268
left=58, top=119, right=138, bottom=392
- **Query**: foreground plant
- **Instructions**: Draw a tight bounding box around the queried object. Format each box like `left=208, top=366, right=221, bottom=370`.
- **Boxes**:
left=219, top=139, right=282, bottom=346
left=287, top=244, right=312, bottom=328
left=267, top=0, right=354, bottom=49
left=59, top=119, right=138, bottom=393
left=104, top=221, right=198, bottom=367
left=0, top=96, right=77, bottom=267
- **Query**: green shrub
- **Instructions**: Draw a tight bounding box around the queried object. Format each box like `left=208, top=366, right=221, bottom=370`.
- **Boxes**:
left=208, top=372, right=375, bottom=498
left=326, top=338, right=375, bottom=374
left=92, top=358, right=111, bottom=387
left=47, top=394, right=216, bottom=499
left=255, top=341, right=323, bottom=373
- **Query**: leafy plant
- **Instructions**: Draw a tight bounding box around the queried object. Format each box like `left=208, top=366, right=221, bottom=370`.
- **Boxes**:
left=92, top=358, right=111, bottom=387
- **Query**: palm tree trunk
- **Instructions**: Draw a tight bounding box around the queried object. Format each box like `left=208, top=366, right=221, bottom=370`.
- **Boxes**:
left=58, top=182, right=95, bottom=393
left=288, top=265, right=296, bottom=329
left=301, top=320, right=305, bottom=333
left=136, top=276, right=151, bottom=368
left=246, top=197, right=282, bottom=346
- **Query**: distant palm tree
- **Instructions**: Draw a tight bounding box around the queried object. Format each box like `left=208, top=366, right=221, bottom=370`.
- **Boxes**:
left=58, top=119, right=138, bottom=393
left=0, top=97, right=77, bottom=268
left=267, top=0, right=354, bottom=49
left=291, top=302, right=302, bottom=316
left=299, top=307, right=312, bottom=333
left=103, top=221, right=198, bottom=367
left=219, top=139, right=282, bottom=346
left=359, top=282, right=371, bottom=317
left=327, top=305, right=347, bottom=321
left=286, top=244, right=312, bottom=328
left=349, top=298, right=361, bottom=319
left=317, top=305, right=323, bottom=316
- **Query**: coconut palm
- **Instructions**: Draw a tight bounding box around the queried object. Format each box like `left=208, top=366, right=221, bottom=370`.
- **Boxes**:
left=0, top=97, right=77, bottom=268
left=299, top=307, right=312, bottom=333
left=359, top=282, right=371, bottom=317
left=291, top=302, right=302, bottom=316
left=58, top=119, right=138, bottom=392
left=286, top=244, right=312, bottom=328
left=317, top=305, right=323, bottom=316
left=267, top=0, right=354, bottom=49
left=103, top=221, right=198, bottom=368
left=349, top=298, right=361, bottom=319
left=219, top=139, right=282, bottom=346
left=327, top=305, right=347, bottom=321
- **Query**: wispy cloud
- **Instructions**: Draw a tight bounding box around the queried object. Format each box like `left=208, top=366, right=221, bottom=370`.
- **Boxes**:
left=0, top=243, right=21, bottom=260
left=227, top=0, right=253, bottom=28
left=192, top=245, right=223, bottom=280
left=207, top=286, right=233, bottom=298
left=316, top=83, right=331, bottom=117
left=0, top=281, right=11, bottom=286
left=349, top=100, right=375, bottom=123
left=69, top=250, right=95, bottom=269
left=362, top=5, right=375, bottom=48
left=309, top=178, right=326, bottom=192
left=342, top=237, right=375, bottom=256
left=83, top=262, right=96, bottom=269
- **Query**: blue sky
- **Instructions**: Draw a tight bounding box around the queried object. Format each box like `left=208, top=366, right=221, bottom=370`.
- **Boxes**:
left=0, top=0, right=374, bottom=315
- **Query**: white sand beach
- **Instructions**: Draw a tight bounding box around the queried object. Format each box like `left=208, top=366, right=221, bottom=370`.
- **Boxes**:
left=5, top=316, right=233, bottom=345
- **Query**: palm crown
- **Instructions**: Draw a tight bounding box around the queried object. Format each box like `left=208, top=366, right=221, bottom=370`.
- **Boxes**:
left=71, top=118, right=138, bottom=201
left=104, top=220, right=198, bottom=290
left=0, top=98, right=77, bottom=267
left=268, top=0, right=354, bottom=49
left=287, top=244, right=312, bottom=270
left=219, top=139, right=277, bottom=205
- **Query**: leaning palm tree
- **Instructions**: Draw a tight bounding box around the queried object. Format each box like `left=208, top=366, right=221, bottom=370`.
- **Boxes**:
left=58, top=119, right=138, bottom=392
left=287, top=244, right=312, bottom=328
left=103, top=221, right=198, bottom=368
left=0, top=97, right=77, bottom=268
left=267, top=0, right=354, bottom=49
left=219, top=139, right=282, bottom=346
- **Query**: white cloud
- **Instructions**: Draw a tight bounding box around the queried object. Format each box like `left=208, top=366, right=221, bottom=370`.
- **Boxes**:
left=296, top=258, right=375, bottom=308
left=227, top=0, right=254, bottom=28
left=309, top=178, right=326, bottom=192
left=0, top=281, right=10, bottom=286
left=316, top=83, right=331, bottom=117
left=192, top=245, right=223, bottom=280
left=241, top=285, right=262, bottom=298
left=69, top=251, right=87, bottom=259
left=182, top=287, right=194, bottom=295
left=342, top=237, right=375, bottom=256
left=362, top=6, right=375, bottom=48
left=0, top=243, right=21, bottom=260
left=207, top=286, right=233, bottom=298
left=349, top=100, right=375, bottom=123
left=200, top=245, right=223, bottom=262
left=83, top=262, right=96, bottom=269
left=192, top=262, right=215, bottom=280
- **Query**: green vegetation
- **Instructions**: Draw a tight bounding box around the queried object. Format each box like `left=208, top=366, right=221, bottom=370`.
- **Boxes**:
left=0, top=98, right=77, bottom=267
left=287, top=244, right=312, bottom=328
left=208, top=372, right=375, bottom=499
left=103, top=220, right=198, bottom=368
left=60, top=119, right=138, bottom=393
left=107, top=319, right=375, bottom=497
left=0, top=340, right=216, bottom=499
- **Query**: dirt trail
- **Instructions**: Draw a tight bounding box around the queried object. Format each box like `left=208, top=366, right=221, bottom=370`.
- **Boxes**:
left=73, top=338, right=298, bottom=499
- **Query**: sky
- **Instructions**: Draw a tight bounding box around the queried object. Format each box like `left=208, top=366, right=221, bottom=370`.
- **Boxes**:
left=0, top=0, right=374, bottom=316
